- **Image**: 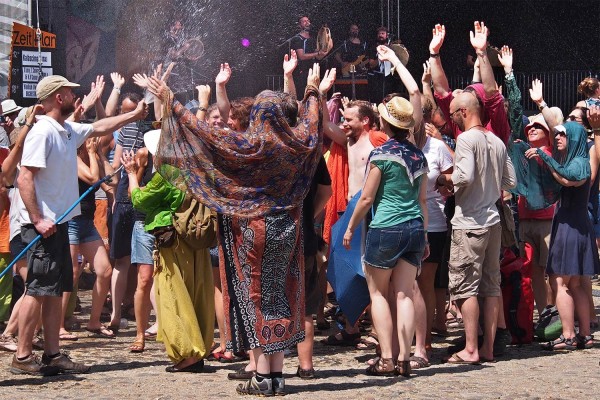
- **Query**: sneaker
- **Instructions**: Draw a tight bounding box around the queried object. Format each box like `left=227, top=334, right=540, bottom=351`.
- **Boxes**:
left=10, top=354, right=60, bottom=376
left=0, top=334, right=17, bottom=352
left=41, top=351, right=91, bottom=374
left=236, top=376, right=273, bottom=396
left=272, top=376, right=285, bottom=396
left=227, top=368, right=255, bottom=380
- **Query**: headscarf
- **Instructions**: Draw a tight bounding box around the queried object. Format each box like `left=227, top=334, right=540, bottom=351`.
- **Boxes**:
left=536, top=121, right=590, bottom=182
left=155, top=88, right=322, bottom=217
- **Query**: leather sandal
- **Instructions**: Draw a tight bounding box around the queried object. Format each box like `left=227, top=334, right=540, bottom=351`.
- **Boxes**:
left=129, top=338, right=145, bottom=353
left=365, top=357, right=396, bottom=376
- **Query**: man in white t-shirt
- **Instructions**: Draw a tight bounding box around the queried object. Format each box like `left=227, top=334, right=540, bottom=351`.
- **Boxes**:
left=11, top=75, right=147, bottom=376
left=437, top=92, right=516, bottom=364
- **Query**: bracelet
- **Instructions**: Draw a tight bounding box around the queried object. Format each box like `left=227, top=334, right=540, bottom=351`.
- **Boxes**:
left=113, top=87, right=121, bottom=94
left=538, top=101, right=547, bottom=111
left=24, top=122, right=33, bottom=128
left=476, top=50, right=487, bottom=57
left=198, top=107, right=207, bottom=112
left=505, top=70, right=514, bottom=79
left=429, top=53, right=440, bottom=58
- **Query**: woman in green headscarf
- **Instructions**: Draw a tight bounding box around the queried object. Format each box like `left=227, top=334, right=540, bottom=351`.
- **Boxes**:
left=525, top=121, right=599, bottom=351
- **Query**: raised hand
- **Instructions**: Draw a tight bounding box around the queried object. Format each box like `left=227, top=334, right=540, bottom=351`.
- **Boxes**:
left=429, top=24, right=446, bottom=54
left=215, top=63, right=232, bottom=86
left=529, top=79, right=544, bottom=105
left=81, top=83, right=100, bottom=113
left=283, top=50, right=298, bottom=76
left=162, top=62, right=175, bottom=82
left=422, top=60, right=431, bottom=83
left=341, top=96, right=350, bottom=110
left=377, top=45, right=400, bottom=65
left=497, top=45, right=513, bottom=74
left=588, top=105, right=600, bottom=130
left=425, top=122, right=442, bottom=140
left=110, top=72, right=125, bottom=90
left=121, top=149, right=138, bottom=175
left=85, top=137, right=99, bottom=154
left=196, top=84, right=211, bottom=104
left=306, top=62, right=321, bottom=89
left=147, top=77, right=169, bottom=102
left=94, top=75, right=105, bottom=99
left=132, top=73, right=150, bottom=89
left=470, top=21, right=489, bottom=52
left=319, top=68, right=337, bottom=96
left=72, top=98, right=85, bottom=121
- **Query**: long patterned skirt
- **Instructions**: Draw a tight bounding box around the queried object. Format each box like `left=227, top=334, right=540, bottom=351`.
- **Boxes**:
left=218, top=208, right=305, bottom=355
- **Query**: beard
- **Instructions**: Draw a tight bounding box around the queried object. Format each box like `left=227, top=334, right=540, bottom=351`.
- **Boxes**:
left=61, top=102, right=76, bottom=117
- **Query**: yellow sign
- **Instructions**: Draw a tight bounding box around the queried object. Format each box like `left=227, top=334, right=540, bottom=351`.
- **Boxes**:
left=11, top=22, right=56, bottom=49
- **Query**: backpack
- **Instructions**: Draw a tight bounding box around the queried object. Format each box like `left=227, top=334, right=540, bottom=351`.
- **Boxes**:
left=172, top=193, right=217, bottom=250
left=534, top=305, right=563, bottom=341
left=500, top=248, right=534, bottom=344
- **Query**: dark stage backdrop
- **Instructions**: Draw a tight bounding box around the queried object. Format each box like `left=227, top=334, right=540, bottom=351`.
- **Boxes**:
left=61, top=0, right=598, bottom=101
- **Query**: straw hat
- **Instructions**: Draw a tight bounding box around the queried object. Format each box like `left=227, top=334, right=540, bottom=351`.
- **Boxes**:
left=1, top=99, right=23, bottom=116
left=143, top=129, right=161, bottom=155
left=377, top=96, right=414, bottom=129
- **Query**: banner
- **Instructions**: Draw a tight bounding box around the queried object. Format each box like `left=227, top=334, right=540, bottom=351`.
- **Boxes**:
left=9, top=22, right=57, bottom=104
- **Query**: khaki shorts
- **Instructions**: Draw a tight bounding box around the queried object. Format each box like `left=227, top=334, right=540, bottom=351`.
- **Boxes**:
left=448, top=223, right=502, bottom=301
left=519, top=219, right=552, bottom=267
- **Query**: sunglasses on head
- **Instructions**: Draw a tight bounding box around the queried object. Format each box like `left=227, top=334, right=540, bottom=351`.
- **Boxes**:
left=567, top=115, right=581, bottom=121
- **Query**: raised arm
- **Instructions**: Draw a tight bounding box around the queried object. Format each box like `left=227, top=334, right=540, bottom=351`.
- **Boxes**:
left=319, top=68, right=346, bottom=146
left=90, top=100, right=147, bottom=137
left=421, top=61, right=435, bottom=110
left=529, top=79, right=559, bottom=131
left=428, top=24, right=450, bottom=97
left=215, top=63, right=232, bottom=123
left=106, top=72, right=125, bottom=117
left=93, top=75, right=107, bottom=120
left=498, top=46, right=525, bottom=143
left=1, top=105, right=44, bottom=186
left=590, top=106, right=600, bottom=162
left=195, top=85, right=211, bottom=120
left=77, top=138, right=102, bottom=185
left=470, top=21, right=496, bottom=98
left=283, top=50, right=298, bottom=99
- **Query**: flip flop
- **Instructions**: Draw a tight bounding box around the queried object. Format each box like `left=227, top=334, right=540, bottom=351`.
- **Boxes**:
left=479, top=357, right=497, bottom=363
left=59, top=332, right=78, bottom=341
left=444, top=353, right=480, bottom=365
left=85, top=326, right=116, bottom=339
left=409, top=355, right=431, bottom=369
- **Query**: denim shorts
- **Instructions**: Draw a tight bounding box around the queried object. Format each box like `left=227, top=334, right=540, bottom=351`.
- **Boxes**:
left=130, top=220, right=155, bottom=265
left=363, top=218, right=426, bottom=269
left=68, top=218, right=102, bottom=245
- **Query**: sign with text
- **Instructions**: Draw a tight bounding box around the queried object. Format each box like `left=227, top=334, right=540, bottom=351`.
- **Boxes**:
left=9, top=22, right=57, bottom=103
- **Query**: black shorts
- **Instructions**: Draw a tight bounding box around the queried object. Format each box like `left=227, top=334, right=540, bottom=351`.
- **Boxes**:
left=434, top=231, right=452, bottom=289
left=109, top=202, right=135, bottom=260
left=424, top=231, right=448, bottom=264
left=9, top=235, right=27, bottom=260
left=22, top=223, right=72, bottom=297
left=304, top=255, right=320, bottom=316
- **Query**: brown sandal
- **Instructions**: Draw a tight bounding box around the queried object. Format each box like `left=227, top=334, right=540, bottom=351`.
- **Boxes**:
left=130, top=338, right=145, bottom=353
left=365, top=357, right=396, bottom=376
left=396, top=360, right=411, bottom=377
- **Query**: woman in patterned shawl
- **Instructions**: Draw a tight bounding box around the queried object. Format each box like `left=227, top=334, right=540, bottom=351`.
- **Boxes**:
left=343, top=96, right=429, bottom=378
left=147, top=64, right=336, bottom=396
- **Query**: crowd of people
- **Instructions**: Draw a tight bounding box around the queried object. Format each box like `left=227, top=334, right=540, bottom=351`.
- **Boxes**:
left=0, top=17, right=598, bottom=397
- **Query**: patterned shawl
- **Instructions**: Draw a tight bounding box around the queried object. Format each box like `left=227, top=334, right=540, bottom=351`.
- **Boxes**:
left=155, top=89, right=322, bottom=217
left=368, top=137, right=428, bottom=185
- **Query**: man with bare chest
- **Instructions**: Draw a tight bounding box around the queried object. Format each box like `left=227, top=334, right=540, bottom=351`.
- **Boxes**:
left=344, top=103, right=378, bottom=200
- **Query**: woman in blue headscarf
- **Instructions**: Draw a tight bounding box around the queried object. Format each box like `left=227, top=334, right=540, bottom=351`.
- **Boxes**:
left=525, top=121, right=599, bottom=350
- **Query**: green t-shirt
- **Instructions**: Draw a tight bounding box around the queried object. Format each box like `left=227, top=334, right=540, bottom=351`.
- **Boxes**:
left=130, top=173, right=185, bottom=232
left=369, top=159, right=423, bottom=228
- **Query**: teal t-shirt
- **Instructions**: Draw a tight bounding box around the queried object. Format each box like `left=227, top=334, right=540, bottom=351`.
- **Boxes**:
left=369, top=159, right=423, bottom=228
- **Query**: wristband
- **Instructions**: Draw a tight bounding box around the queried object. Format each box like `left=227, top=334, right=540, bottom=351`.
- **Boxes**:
left=25, top=122, right=34, bottom=128
left=429, top=53, right=440, bottom=58
left=198, top=107, right=207, bottom=112
left=538, top=101, right=547, bottom=111
left=113, top=87, right=121, bottom=94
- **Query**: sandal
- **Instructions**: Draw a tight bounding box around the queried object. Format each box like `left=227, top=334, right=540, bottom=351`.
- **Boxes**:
left=409, top=355, right=430, bottom=369
left=320, top=330, right=361, bottom=346
left=356, top=333, right=379, bottom=351
left=85, top=326, right=116, bottom=339
left=541, top=334, right=577, bottom=351
left=396, top=359, right=411, bottom=377
left=296, top=366, right=316, bottom=379
left=365, top=357, right=396, bottom=376
left=130, top=338, right=145, bottom=353
left=315, top=321, right=331, bottom=331
left=576, top=334, right=594, bottom=349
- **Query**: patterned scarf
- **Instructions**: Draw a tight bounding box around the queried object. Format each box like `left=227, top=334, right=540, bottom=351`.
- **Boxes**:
left=155, top=89, right=322, bottom=217
left=367, top=137, right=428, bottom=185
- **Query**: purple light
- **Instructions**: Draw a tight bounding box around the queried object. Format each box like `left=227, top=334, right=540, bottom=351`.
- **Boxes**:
left=241, top=38, right=250, bottom=47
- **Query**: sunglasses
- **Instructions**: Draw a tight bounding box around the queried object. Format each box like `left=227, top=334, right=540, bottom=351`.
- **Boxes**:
left=530, top=123, right=545, bottom=130
left=567, top=115, right=582, bottom=121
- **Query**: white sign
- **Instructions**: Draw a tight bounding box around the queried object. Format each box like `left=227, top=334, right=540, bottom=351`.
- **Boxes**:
left=22, top=50, right=52, bottom=67
left=22, top=66, right=53, bottom=82
left=22, top=82, right=37, bottom=98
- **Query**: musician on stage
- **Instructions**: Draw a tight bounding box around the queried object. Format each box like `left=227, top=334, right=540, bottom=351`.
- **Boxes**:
left=366, top=26, right=400, bottom=102
left=290, top=15, right=326, bottom=97
left=335, top=24, right=368, bottom=78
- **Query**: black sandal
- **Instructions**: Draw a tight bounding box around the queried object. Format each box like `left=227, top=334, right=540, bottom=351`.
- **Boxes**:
left=365, top=357, right=396, bottom=376
left=541, top=334, right=577, bottom=351
left=396, top=359, right=411, bottom=377
left=320, top=330, right=361, bottom=346
left=576, top=334, right=594, bottom=349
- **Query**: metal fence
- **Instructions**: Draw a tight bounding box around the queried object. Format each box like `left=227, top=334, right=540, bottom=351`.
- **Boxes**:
left=448, top=70, right=599, bottom=115
left=268, top=70, right=599, bottom=114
